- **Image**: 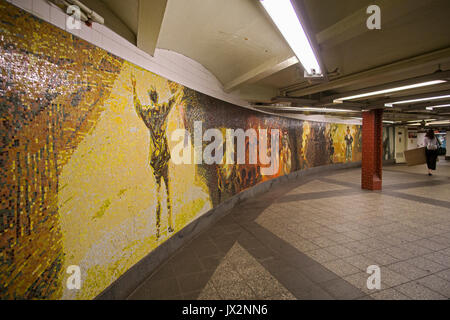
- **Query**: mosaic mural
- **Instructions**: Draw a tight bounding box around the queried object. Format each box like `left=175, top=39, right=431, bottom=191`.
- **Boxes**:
left=383, top=126, right=395, bottom=160
left=0, top=1, right=362, bottom=299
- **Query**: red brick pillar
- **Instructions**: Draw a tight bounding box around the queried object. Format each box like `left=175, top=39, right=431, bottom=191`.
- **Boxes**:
left=362, top=109, right=383, bottom=190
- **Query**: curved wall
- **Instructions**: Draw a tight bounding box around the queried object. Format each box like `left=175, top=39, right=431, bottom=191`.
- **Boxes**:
left=0, top=1, right=362, bottom=299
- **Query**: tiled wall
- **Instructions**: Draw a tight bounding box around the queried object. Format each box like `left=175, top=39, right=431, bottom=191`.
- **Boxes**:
left=5, top=0, right=247, bottom=107
left=0, top=0, right=372, bottom=299
left=0, top=0, right=365, bottom=300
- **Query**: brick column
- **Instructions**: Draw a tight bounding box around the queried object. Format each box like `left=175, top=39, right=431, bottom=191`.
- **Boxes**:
left=362, top=109, right=383, bottom=190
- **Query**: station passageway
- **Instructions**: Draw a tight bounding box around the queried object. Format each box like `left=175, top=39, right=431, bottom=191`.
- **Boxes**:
left=128, top=160, right=450, bottom=300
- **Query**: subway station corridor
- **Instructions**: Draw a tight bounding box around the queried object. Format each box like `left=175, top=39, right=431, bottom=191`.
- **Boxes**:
left=129, top=160, right=450, bottom=300
left=3, top=0, right=450, bottom=306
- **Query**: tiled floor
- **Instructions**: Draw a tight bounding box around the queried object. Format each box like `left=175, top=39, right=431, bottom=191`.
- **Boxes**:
left=128, top=159, right=450, bottom=300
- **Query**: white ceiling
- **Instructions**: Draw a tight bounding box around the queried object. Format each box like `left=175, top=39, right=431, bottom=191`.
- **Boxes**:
left=157, top=0, right=293, bottom=85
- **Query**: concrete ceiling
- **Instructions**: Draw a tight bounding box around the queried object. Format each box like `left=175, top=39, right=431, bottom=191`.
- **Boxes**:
left=84, top=0, right=450, bottom=124
left=101, top=0, right=139, bottom=35
left=273, top=0, right=450, bottom=93
left=157, top=0, right=293, bottom=85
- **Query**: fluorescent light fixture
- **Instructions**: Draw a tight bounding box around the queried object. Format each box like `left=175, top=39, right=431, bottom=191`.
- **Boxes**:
left=427, top=120, right=450, bottom=125
left=260, top=0, right=322, bottom=76
left=432, top=104, right=450, bottom=108
left=426, top=103, right=450, bottom=111
left=266, top=106, right=358, bottom=113
left=385, top=94, right=450, bottom=107
left=406, top=119, right=436, bottom=124
left=334, top=80, right=446, bottom=103
left=383, top=121, right=395, bottom=124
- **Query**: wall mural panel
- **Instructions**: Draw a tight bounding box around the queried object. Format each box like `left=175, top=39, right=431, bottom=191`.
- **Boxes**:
left=383, top=126, right=395, bottom=160
left=0, top=1, right=362, bottom=299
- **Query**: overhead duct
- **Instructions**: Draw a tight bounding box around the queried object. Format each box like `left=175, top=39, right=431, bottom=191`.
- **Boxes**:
left=48, top=0, right=104, bottom=25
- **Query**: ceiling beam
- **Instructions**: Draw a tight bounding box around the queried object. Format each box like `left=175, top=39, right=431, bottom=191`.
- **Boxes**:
left=227, top=0, right=442, bottom=94
left=315, top=1, right=382, bottom=49
left=281, top=47, right=450, bottom=97
left=323, top=70, right=450, bottom=103
left=257, top=110, right=360, bottom=115
left=137, top=0, right=168, bottom=57
left=224, top=55, right=298, bottom=93
left=394, top=115, right=449, bottom=123
left=402, top=99, right=450, bottom=112
left=366, top=90, right=450, bottom=109
left=315, top=0, right=434, bottom=50
left=78, top=0, right=136, bottom=43
left=318, top=101, right=364, bottom=110
left=254, top=104, right=362, bottom=112
left=271, top=96, right=316, bottom=105
left=269, top=96, right=364, bottom=110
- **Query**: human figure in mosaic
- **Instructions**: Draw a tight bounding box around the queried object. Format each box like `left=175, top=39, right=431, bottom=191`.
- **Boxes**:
left=344, top=126, right=354, bottom=162
left=280, top=132, right=292, bottom=175
left=131, top=74, right=183, bottom=239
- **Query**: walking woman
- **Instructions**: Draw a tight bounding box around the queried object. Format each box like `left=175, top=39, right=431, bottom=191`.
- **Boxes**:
left=424, top=129, right=439, bottom=176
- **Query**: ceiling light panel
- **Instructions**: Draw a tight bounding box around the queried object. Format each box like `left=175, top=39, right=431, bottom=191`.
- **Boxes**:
left=260, top=0, right=322, bottom=76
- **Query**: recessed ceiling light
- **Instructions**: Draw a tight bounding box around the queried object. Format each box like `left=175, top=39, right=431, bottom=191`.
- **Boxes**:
left=260, top=0, right=322, bottom=76
left=334, top=80, right=446, bottom=103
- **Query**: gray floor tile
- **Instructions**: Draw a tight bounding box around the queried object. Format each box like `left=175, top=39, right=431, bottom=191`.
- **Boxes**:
left=395, top=282, right=447, bottom=300
left=129, top=277, right=181, bottom=300
left=406, top=256, right=447, bottom=274
left=370, top=288, right=411, bottom=300
left=177, top=271, right=215, bottom=294
left=415, top=275, right=450, bottom=298
left=126, top=162, right=450, bottom=300
left=321, top=278, right=367, bottom=300
left=435, top=268, right=450, bottom=282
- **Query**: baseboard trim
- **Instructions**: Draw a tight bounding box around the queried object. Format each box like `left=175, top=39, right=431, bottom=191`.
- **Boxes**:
left=383, top=159, right=396, bottom=165
left=95, top=161, right=362, bottom=300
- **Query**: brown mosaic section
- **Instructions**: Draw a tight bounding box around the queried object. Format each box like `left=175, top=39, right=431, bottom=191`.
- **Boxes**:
left=0, top=1, right=123, bottom=299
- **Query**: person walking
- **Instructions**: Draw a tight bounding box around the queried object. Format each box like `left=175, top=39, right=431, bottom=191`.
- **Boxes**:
left=424, top=129, right=440, bottom=176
